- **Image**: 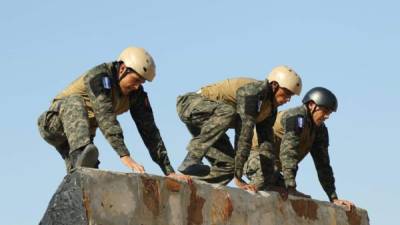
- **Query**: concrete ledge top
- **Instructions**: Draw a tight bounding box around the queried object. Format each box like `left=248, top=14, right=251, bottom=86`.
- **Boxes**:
left=40, top=168, right=369, bottom=225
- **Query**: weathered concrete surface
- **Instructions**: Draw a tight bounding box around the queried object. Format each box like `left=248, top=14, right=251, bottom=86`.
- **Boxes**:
left=40, top=168, right=369, bottom=225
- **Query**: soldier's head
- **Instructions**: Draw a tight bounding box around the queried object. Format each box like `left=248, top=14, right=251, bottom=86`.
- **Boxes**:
left=302, top=87, right=338, bottom=126
left=267, top=65, right=302, bottom=106
left=117, top=46, right=156, bottom=95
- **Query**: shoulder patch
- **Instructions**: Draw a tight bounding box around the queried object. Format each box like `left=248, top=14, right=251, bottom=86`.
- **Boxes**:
left=102, top=77, right=111, bottom=89
left=297, top=116, right=304, bottom=128
left=285, top=115, right=304, bottom=134
left=90, top=73, right=112, bottom=97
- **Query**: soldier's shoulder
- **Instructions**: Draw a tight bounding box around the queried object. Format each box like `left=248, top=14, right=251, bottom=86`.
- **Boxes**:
left=84, top=63, right=113, bottom=78
left=236, top=78, right=267, bottom=95
left=282, top=105, right=307, bottom=119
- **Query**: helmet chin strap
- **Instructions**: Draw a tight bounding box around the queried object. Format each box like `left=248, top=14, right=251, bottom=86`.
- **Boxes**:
left=307, top=103, right=318, bottom=125
left=115, top=61, right=129, bottom=83
left=271, top=82, right=279, bottom=95
left=119, top=72, right=129, bottom=83
left=118, top=64, right=144, bottom=83
left=270, top=82, right=279, bottom=107
left=311, top=105, right=317, bottom=114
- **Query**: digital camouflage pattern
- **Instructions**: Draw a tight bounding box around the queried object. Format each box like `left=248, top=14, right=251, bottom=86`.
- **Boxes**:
left=38, top=62, right=174, bottom=175
left=245, top=105, right=338, bottom=201
left=177, top=78, right=277, bottom=184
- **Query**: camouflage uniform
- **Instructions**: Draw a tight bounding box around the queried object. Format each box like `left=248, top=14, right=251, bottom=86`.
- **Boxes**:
left=245, top=105, right=338, bottom=201
left=177, top=78, right=277, bottom=185
left=38, top=62, right=174, bottom=175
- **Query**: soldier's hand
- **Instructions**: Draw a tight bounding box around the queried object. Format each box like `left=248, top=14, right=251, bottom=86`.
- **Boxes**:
left=167, top=172, right=193, bottom=185
left=287, top=187, right=311, bottom=198
left=120, top=156, right=145, bottom=173
left=234, top=177, right=257, bottom=192
left=333, top=199, right=355, bottom=211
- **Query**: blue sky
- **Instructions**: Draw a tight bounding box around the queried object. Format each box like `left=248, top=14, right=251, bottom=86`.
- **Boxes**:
left=0, top=1, right=398, bottom=224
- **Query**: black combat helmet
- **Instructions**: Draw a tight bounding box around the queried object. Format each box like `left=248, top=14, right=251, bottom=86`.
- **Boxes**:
left=302, top=87, right=338, bottom=112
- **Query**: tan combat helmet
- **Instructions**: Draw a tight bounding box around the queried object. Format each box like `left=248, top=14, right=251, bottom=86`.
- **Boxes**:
left=267, top=65, right=302, bottom=95
left=118, top=47, right=156, bottom=82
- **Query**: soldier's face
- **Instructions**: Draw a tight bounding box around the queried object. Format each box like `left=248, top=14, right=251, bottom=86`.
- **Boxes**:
left=274, top=87, right=294, bottom=106
left=311, top=105, right=332, bottom=126
left=119, top=72, right=146, bottom=95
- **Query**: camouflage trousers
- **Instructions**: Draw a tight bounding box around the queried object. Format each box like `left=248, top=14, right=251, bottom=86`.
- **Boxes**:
left=177, top=92, right=237, bottom=185
left=244, top=143, right=285, bottom=189
left=38, top=95, right=96, bottom=168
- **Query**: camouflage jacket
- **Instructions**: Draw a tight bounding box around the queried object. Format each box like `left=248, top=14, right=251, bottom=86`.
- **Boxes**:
left=55, top=62, right=174, bottom=175
left=235, top=80, right=277, bottom=179
left=276, top=105, right=337, bottom=201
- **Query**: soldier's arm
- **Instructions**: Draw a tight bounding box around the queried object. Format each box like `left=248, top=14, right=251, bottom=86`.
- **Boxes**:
left=310, top=125, right=338, bottom=202
left=84, top=72, right=130, bottom=157
left=256, top=109, right=277, bottom=144
left=235, top=81, right=268, bottom=180
left=129, top=87, right=175, bottom=175
left=253, top=110, right=278, bottom=184
left=279, top=115, right=303, bottom=188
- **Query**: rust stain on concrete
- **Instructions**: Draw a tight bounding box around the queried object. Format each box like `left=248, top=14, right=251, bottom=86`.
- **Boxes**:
left=141, top=176, right=160, bottom=217
left=187, top=185, right=205, bottom=225
left=165, top=177, right=181, bottom=192
left=346, top=209, right=362, bottom=225
left=211, top=190, right=233, bottom=225
left=82, top=191, right=92, bottom=220
left=290, top=199, right=318, bottom=221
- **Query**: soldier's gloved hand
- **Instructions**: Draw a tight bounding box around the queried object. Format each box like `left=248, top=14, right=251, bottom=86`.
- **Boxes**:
left=333, top=199, right=355, bottom=211
left=287, top=187, right=311, bottom=198
left=120, top=155, right=145, bottom=173
left=167, top=173, right=193, bottom=185
left=234, top=177, right=257, bottom=192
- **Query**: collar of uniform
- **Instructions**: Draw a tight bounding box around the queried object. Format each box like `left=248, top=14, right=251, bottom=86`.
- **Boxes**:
left=110, top=61, right=125, bottom=97
left=262, top=79, right=274, bottom=102
left=110, top=61, right=120, bottom=82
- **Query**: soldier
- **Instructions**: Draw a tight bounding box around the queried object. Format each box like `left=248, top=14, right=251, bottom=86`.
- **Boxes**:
left=38, top=46, right=191, bottom=183
left=176, top=66, right=302, bottom=191
left=245, top=87, right=355, bottom=210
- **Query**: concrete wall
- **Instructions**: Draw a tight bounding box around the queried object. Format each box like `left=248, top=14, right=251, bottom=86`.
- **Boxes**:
left=40, top=168, right=369, bottom=225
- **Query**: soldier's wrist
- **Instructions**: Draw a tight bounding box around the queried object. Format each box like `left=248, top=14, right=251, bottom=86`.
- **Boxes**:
left=164, top=165, right=175, bottom=175
left=117, top=148, right=130, bottom=157
left=329, top=192, right=338, bottom=202
left=119, top=153, right=130, bottom=158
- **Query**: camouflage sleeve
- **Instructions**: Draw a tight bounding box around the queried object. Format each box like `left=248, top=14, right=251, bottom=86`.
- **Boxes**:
left=279, top=115, right=302, bottom=188
left=254, top=109, right=278, bottom=184
left=84, top=72, right=130, bottom=157
left=310, top=125, right=338, bottom=201
left=129, top=87, right=174, bottom=175
left=235, top=81, right=268, bottom=179
left=256, top=109, right=277, bottom=145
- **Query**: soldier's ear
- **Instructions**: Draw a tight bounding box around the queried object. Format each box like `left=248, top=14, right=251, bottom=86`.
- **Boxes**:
left=118, top=63, right=127, bottom=77
left=307, top=101, right=318, bottom=113
left=270, top=81, right=279, bottom=92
